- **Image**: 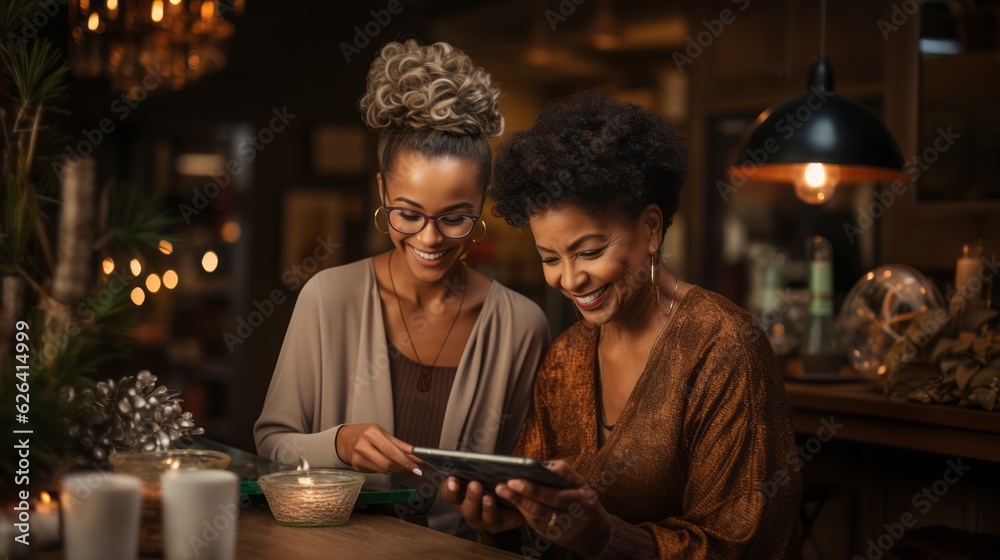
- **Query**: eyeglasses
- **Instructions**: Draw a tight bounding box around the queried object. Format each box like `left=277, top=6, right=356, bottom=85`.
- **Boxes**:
left=383, top=206, right=480, bottom=239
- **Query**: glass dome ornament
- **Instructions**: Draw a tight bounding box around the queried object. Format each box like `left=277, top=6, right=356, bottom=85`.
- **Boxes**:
left=838, top=265, right=947, bottom=382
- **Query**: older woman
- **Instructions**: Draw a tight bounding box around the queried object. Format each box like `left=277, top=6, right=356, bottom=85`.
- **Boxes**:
left=442, top=93, right=801, bottom=558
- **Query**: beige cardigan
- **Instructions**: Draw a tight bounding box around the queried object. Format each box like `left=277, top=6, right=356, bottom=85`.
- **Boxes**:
left=254, top=258, right=549, bottom=534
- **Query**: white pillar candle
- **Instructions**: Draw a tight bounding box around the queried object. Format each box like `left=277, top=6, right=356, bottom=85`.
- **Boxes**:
left=160, top=469, right=239, bottom=560
left=60, top=473, right=142, bottom=560
left=32, top=492, right=60, bottom=548
left=956, top=256, right=981, bottom=303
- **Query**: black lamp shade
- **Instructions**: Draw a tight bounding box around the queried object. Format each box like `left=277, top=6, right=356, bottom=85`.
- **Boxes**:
left=729, top=58, right=907, bottom=184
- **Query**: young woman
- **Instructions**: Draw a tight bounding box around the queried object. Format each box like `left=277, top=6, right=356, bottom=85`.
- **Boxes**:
left=442, top=93, right=801, bottom=558
left=254, top=40, right=549, bottom=536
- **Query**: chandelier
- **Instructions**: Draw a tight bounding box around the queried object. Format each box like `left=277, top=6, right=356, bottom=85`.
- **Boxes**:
left=68, top=0, right=245, bottom=96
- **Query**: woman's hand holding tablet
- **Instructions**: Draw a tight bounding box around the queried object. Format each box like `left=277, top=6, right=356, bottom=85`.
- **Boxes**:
left=411, top=447, right=572, bottom=489
left=433, top=451, right=613, bottom=556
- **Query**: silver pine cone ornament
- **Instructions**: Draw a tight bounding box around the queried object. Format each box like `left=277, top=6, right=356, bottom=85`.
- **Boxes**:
left=66, top=370, right=205, bottom=462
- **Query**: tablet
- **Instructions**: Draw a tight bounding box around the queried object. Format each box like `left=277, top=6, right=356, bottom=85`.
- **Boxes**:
left=412, top=447, right=572, bottom=489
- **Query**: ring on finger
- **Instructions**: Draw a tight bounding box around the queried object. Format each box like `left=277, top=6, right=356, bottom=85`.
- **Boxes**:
left=547, top=509, right=559, bottom=528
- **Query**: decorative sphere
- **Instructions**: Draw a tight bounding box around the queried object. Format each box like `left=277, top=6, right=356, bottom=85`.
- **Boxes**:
left=838, top=265, right=946, bottom=381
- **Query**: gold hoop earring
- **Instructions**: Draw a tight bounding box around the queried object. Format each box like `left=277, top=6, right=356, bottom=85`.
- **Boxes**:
left=373, top=206, right=389, bottom=234
left=471, top=219, right=487, bottom=245
left=650, top=252, right=660, bottom=309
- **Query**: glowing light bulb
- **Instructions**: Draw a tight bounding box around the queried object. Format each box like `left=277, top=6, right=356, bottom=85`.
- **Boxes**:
left=146, top=274, right=162, bottom=293
left=202, top=251, right=219, bottom=273
left=163, top=270, right=178, bottom=289
left=87, top=12, right=100, bottom=31
left=131, top=287, right=146, bottom=306
left=130, top=258, right=142, bottom=276
left=102, top=258, right=115, bottom=275
left=221, top=220, right=241, bottom=243
left=158, top=240, right=174, bottom=255
left=107, top=0, right=118, bottom=10
left=151, top=0, right=164, bottom=22
left=793, top=163, right=840, bottom=205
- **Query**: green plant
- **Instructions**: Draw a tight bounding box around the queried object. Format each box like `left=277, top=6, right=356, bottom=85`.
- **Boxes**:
left=0, top=0, right=176, bottom=490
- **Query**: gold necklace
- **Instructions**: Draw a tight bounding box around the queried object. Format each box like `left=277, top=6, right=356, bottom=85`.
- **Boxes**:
left=387, top=249, right=467, bottom=392
left=596, top=274, right=680, bottom=431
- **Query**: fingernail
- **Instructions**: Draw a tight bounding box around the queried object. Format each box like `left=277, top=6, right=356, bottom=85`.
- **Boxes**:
left=448, top=478, right=458, bottom=492
left=508, top=479, right=524, bottom=491
left=412, top=468, right=423, bottom=477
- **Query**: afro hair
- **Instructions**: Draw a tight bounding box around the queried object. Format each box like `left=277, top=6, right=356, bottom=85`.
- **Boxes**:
left=490, top=92, right=688, bottom=229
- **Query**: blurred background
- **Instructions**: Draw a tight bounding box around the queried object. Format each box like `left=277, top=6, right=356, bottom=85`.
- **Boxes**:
left=22, top=0, right=1000, bottom=555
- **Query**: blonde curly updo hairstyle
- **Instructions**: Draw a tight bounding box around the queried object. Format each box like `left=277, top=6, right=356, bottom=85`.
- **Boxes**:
left=360, top=39, right=504, bottom=190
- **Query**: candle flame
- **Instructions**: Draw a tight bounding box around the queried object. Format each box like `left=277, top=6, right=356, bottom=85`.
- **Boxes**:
left=167, top=457, right=181, bottom=470
left=296, top=457, right=310, bottom=471
left=36, top=491, right=56, bottom=514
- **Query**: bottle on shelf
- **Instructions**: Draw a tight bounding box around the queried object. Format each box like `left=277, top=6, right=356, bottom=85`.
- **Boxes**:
left=801, top=236, right=843, bottom=377
left=756, top=250, right=797, bottom=360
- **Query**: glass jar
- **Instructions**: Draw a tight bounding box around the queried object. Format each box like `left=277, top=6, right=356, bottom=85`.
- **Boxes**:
left=110, top=450, right=231, bottom=556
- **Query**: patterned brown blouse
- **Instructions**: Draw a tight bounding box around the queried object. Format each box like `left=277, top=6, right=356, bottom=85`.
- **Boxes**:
left=502, top=286, right=801, bottom=559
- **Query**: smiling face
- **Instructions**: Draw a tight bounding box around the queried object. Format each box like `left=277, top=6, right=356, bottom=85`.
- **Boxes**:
left=378, top=151, right=484, bottom=284
left=531, top=204, right=663, bottom=327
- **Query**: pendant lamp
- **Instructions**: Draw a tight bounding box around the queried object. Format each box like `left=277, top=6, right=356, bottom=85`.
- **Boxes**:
left=727, top=0, right=907, bottom=204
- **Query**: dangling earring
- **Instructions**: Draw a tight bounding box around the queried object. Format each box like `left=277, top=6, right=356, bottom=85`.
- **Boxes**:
left=471, top=219, right=487, bottom=245
left=650, top=251, right=661, bottom=309
left=373, top=206, right=389, bottom=234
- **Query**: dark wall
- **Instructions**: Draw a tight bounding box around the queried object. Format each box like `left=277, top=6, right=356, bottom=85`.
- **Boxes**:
left=45, top=1, right=491, bottom=450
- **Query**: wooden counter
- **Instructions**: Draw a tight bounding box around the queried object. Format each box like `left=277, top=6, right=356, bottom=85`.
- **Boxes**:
left=784, top=380, right=1000, bottom=463
left=38, top=504, right=521, bottom=560
left=234, top=504, right=520, bottom=559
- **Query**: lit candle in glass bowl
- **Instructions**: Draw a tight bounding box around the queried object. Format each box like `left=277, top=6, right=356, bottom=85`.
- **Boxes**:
left=256, top=456, right=366, bottom=527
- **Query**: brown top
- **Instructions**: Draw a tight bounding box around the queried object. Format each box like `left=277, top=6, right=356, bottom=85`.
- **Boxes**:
left=389, top=342, right=459, bottom=516
left=496, top=286, right=801, bottom=559
left=389, top=342, right=459, bottom=449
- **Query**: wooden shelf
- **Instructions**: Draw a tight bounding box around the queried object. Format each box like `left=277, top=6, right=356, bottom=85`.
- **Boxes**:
left=784, top=380, right=1000, bottom=463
